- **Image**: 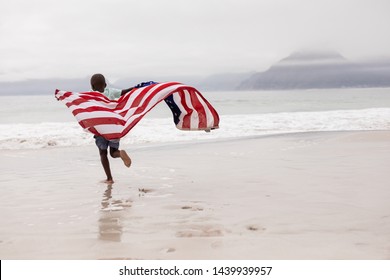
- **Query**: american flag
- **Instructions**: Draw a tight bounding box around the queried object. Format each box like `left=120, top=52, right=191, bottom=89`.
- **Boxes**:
left=55, top=82, right=220, bottom=140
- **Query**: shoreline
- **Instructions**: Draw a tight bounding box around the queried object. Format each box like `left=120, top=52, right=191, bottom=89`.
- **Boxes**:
left=2, top=129, right=389, bottom=152
left=0, top=130, right=389, bottom=259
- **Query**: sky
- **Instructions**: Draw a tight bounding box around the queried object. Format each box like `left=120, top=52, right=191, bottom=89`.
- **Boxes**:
left=1, top=0, right=390, bottom=82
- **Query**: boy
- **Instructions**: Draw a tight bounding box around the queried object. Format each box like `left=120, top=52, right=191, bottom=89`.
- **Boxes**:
left=90, top=73, right=133, bottom=184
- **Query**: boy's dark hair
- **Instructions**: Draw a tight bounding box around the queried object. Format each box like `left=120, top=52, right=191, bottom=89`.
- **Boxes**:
left=90, top=73, right=106, bottom=91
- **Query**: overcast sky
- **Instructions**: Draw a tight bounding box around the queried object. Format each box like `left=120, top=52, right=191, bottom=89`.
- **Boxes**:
left=1, top=0, right=390, bottom=82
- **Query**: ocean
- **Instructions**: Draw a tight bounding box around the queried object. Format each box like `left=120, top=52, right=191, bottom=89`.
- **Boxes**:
left=1, top=87, right=390, bottom=150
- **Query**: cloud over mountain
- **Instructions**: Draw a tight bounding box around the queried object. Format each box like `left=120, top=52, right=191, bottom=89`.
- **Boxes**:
left=238, top=51, right=390, bottom=90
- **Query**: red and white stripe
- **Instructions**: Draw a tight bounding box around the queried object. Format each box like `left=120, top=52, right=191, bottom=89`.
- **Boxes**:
left=55, top=82, right=220, bottom=140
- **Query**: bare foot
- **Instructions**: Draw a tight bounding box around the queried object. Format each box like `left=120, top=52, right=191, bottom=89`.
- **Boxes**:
left=120, top=150, right=131, bottom=168
left=101, top=179, right=114, bottom=184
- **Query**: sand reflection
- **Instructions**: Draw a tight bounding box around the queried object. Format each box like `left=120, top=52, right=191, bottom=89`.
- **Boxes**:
left=98, top=184, right=131, bottom=242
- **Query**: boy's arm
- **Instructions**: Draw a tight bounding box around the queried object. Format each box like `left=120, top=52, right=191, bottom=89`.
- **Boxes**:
left=120, top=81, right=157, bottom=96
left=121, top=88, right=134, bottom=96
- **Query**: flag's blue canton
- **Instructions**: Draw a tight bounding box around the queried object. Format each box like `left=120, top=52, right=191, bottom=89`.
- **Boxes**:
left=133, top=81, right=157, bottom=89
left=164, top=95, right=181, bottom=125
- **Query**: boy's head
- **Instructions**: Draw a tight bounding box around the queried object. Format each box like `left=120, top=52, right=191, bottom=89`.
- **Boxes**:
left=90, top=73, right=106, bottom=92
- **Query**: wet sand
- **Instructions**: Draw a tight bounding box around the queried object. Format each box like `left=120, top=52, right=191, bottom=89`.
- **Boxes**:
left=0, top=131, right=389, bottom=259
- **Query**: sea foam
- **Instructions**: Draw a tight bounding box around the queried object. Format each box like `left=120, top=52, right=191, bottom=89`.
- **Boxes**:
left=0, top=108, right=389, bottom=150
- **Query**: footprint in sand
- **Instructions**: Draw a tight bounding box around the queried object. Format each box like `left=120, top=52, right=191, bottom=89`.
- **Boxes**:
left=139, top=188, right=153, bottom=193
left=160, top=247, right=176, bottom=253
left=176, top=225, right=223, bottom=238
left=138, top=188, right=154, bottom=196
left=181, top=205, right=204, bottom=211
left=246, top=225, right=266, bottom=232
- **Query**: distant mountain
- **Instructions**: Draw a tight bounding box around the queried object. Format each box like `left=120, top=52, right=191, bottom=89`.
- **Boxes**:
left=0, top=78, right=91, bottom=95
left=238, top=51, right=390, bottom=90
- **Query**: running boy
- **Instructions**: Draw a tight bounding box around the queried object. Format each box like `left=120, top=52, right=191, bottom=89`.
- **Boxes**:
left=90, top=73, right=133, bottom=183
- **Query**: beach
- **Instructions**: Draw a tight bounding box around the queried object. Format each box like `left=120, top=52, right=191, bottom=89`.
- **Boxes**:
left=0, top=130, right=389, bottom=259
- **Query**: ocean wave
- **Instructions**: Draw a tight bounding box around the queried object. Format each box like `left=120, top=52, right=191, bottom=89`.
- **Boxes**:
left=0, top=108, right=389, bottom=150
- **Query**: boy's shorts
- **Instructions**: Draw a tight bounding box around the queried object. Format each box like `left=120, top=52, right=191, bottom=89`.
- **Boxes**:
left=94, top=136, right=120, bottom=150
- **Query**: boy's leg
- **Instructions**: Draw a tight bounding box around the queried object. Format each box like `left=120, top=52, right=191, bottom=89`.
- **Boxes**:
left=99, top=148, right=114, bottom=183
left=109, top=147, right=120, bottom=158
left=94, top=136, right=114, bottom=183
